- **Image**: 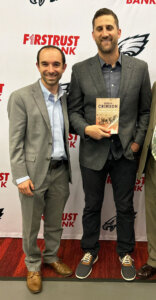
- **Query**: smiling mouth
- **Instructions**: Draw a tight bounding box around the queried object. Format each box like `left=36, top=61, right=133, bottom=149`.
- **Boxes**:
left=101, top=38, right=112, bottom=43
left=46, top=75, right=57, bottom=79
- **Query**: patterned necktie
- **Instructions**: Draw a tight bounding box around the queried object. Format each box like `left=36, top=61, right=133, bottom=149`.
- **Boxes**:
left=152, top=126, right=156, bottom=160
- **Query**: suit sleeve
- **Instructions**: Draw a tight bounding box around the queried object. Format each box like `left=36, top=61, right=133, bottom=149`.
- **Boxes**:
left=68, top=65, right=89, bottom=139
left=137, top=81, right=156, bottom=178
left=7, top=92, right=28, bottom=183
left=134, top=62, right=152, bottom=146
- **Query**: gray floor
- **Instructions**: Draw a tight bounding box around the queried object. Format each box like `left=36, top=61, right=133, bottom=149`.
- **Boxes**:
left=0, top=280, right=156, bottom=300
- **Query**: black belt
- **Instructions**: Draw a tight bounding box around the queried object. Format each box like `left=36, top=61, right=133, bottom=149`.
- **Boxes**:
left=49, top=159, right=66, bottom=171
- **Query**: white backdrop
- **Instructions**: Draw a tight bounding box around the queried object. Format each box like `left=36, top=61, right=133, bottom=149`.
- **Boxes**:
left=0, top=0, right=155, bottom=240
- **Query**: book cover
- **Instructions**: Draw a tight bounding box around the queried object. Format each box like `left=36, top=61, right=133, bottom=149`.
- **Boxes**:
left=96, top=98, right=120, bottom=134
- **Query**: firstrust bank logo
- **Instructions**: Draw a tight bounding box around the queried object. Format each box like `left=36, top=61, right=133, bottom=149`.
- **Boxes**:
left=23, top=34, right=80, bottom=55
left=0, top=84, right=5, bottom=102
left=68, top=134, right=78, bottom=149
left=126, top=0, right=156, bottom=4
left=62, top=213, right=78, bottom=228
left=30, top=0, right=58, bottom=6
left=0, top=173, right=10, bottom=188
left=42, top=212, right=78, bottom=227
left=107, top=175, right=145, bottom=192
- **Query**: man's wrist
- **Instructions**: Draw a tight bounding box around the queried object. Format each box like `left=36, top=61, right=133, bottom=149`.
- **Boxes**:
left=16, top=176, right=30, bottom=185
left=84, top=125, right=91, bottom=136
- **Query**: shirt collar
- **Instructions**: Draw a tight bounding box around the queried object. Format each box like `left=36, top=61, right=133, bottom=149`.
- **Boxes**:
left=39, top=79, right=64, bottom=102
left=99, top=52, right=122, bottom=69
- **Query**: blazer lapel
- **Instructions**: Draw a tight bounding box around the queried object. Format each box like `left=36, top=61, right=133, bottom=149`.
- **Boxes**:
left=88, top=54, right=134, bottom=99
left=119, top=54, right=134, bottom=100
left=61, top=93, right=69, bottom=138
left=88, top=54, right=108, bottom=97
left=31, top=81, right=51, bottom=131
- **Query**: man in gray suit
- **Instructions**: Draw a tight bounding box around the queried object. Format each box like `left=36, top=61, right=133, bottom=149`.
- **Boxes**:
left=8, top=45, right=72, bottom=293
left=137, top=82, right=156, bottom=279
left=68, top=8, right=151, bottom=281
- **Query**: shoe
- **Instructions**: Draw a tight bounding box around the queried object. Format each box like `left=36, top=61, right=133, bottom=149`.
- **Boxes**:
left=75, top=252, right=98, bottom=279
left=119, top=254, right=136, bottom=281
left=27, top=271, right=42, bottom=293
left=137, top=264, right=156, bottom=279
left=46, top=260, right=73, bottom=277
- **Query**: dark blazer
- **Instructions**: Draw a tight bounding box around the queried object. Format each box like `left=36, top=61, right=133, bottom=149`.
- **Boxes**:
left=137, top=82, right=156, bottom=179
left=7, top=80, right=71, bottom=188
left=68, top=53, right=151, bottom=171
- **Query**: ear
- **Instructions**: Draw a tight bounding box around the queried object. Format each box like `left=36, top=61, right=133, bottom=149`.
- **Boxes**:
left=62, top=63, right=67, bottom=73
left=36, top=62, right=40, bottom=71
left=118, top=29, right=121, bottom=39
left=92, top=31, right=95, bottom=41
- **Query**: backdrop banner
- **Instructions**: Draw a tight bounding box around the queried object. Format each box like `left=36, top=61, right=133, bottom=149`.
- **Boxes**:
left=1, top=0, right=155, bottom=240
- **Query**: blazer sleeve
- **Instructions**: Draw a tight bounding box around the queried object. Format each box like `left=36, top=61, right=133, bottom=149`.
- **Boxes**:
left=68, top=65, right=89, bottom=139
left=137, top=81, right=156, bottom=178
left=7, top=92, right=28, bottom=183
left=134, top=62, right=152, bottom=146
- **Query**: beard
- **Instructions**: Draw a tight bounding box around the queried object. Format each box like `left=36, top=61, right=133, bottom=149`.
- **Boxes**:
left=96, top=37, right=118, bottom=54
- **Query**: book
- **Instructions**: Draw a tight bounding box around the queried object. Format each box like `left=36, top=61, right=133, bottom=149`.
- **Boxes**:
left=96, top=98, right=120, bottom=134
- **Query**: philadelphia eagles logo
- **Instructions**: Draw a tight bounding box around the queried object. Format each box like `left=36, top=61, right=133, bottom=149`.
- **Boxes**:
left=30, top=0, right=57, bottom=6
left=0, top=208, right=4, bottom=219
left=102, top=216, right=117, bottom=232
left=118, top=34, right=150, bottom=56
left=102, top=212, right=137, bottom=232
left=61, top=83, right=70, bottom=94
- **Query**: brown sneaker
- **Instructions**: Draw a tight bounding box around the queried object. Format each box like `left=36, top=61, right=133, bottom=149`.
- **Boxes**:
left=27, top=271, right=42, bottom=293
left=46, top=260, right=73, bottom=277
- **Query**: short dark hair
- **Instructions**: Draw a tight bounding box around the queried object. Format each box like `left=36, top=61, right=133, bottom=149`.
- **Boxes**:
left=37, top=45, right=66, bottom=65
left=92, top=8, right=119, bottom=29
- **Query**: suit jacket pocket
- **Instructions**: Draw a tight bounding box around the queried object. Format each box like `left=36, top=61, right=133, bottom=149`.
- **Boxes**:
left=25, top=153, right=36, bottom=162
left=25, top=153, right=36, bottom=181
left=129, top=143, right=141, bottom=161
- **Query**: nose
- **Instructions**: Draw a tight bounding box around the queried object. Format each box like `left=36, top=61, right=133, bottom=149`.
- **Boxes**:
left=48, top=64, right=54, bottom=73
left=101, top=28, right=109, bottom=37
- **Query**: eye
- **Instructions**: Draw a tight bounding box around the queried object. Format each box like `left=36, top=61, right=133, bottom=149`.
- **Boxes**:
left=53, top=62, right=61, bottom=67
left=96, top=26, right=103, bottom=32
left=41, top=62, right=48, bottom=66
left=106, top=25, right=114, bottom=31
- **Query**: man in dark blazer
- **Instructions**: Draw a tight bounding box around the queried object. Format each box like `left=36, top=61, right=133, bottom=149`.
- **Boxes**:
left=68, top=8, right=151, bottom=281
left=137, top=82, right=156, bottom=279
left=7, top=46, right=72, bottom=293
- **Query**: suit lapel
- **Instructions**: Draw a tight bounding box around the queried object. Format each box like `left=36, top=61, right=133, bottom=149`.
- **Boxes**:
left=88, top=54, right=134, bottom=100
left=61, top=93, right=69, bottom=139
left=119, top=54, right=134, bottom=100
left=141, top=83, right=156, bottom=147
left=31, top=81, right=51, bottom=131
left=88, top=54, right=107, bottom=97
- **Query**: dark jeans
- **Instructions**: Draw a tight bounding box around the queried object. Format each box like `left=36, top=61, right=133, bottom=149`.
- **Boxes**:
left=80, top=156, right=138, bottom=258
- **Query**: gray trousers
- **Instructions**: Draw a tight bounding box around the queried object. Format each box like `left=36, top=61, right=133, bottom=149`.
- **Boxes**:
left=19, top=163, right=70, bottom=271
left=145, top=154, right=156, bottom=267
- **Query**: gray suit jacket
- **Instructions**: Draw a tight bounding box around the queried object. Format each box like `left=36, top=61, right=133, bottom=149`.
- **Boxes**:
left=7, top=80, right=71, bottom=188
left=137, top=82, right=156, bottom=179
left=68, top=53, right=151, bottom=170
